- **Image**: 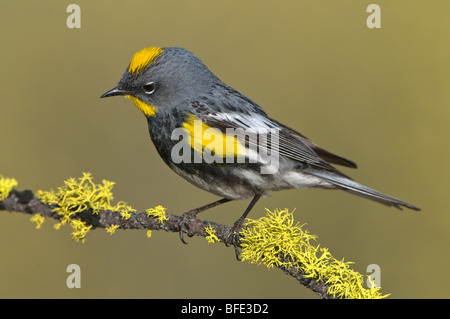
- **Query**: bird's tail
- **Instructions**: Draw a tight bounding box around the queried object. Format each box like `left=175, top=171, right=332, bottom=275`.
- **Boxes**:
left=308, top=170, right=420, bottom=211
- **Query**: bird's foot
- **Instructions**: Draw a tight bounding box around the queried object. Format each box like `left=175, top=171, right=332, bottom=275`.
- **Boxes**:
left=225, top=221, right=245, bottom=261
left=178, top=210, right=198, bottom=244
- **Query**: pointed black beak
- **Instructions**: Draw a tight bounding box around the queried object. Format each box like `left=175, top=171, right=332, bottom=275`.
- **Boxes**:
left=100, top=86, right=129, bottom=98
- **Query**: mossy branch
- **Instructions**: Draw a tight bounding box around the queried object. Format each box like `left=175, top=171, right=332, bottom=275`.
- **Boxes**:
left=0, top=173, right=387, bottom=299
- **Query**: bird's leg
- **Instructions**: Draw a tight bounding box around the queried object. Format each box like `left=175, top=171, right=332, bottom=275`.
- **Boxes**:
left=227, top=193, right=262, bottom=260
left=179, top=197, right=232, bottom=244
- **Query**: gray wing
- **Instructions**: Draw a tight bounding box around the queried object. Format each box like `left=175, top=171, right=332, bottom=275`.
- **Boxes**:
left=195, top=106, right=354, bottom=176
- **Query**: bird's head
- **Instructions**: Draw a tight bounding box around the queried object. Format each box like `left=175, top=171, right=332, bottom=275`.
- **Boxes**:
left=101, top=46, right=216, bottom=117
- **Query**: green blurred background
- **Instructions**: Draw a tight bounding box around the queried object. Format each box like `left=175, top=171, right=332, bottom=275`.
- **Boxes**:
left=0, top=0, right=448, bottom=298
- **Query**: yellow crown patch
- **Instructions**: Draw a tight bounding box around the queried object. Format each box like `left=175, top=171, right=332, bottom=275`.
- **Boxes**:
left=128, top=47, right=163, bottom=74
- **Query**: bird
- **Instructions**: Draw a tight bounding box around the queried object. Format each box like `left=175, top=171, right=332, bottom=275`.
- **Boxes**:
left=101, top=46, right=420, bottom=246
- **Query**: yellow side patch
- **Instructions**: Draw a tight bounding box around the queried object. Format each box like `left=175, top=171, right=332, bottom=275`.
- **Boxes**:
left=182, top=114, right=244, bottom=158
left=128, top=47, right=163, bottom=74
left=125, top=95, right=157, bottom=117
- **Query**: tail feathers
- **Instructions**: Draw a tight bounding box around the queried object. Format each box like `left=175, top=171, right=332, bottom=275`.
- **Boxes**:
left=308, top=170, right=420, bottom=211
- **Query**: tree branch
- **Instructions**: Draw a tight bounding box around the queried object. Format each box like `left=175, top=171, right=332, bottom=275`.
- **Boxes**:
left=0, top=189, right=335, bottom=299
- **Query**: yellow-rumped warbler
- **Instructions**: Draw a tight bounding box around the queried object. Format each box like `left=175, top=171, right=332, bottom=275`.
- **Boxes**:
left=101, top=47, right=420, bottom=243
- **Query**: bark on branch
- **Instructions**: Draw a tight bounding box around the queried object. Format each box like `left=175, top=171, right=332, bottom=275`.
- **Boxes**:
left=1, top=189, right=334, bottom=299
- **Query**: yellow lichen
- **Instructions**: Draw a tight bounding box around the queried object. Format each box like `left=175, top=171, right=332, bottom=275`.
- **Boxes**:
left=120, top=211, right=131, bottom=220
left=117, top=201, right=135, bottom=220
left=70, top=219, right=92, bottom=244
left=146, top=205, right=168, bottom=224
left=240, top=208, right=388, bottom=299
left=0, top=175, right=18, bottom=201
left=30, top=213, right=45, bottom=229
left=36, top=172, right=116, bottom=217
left=146, top=230, right=153, bottom=238
left=205, top=225, right=219, bottom=244
left=36, top=172, right=136, bottom=243
left=106, top=224, right=120, bottom=235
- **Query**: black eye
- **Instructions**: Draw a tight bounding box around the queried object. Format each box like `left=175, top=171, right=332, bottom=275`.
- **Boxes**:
left=143, top=82, right=156, bottom=94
